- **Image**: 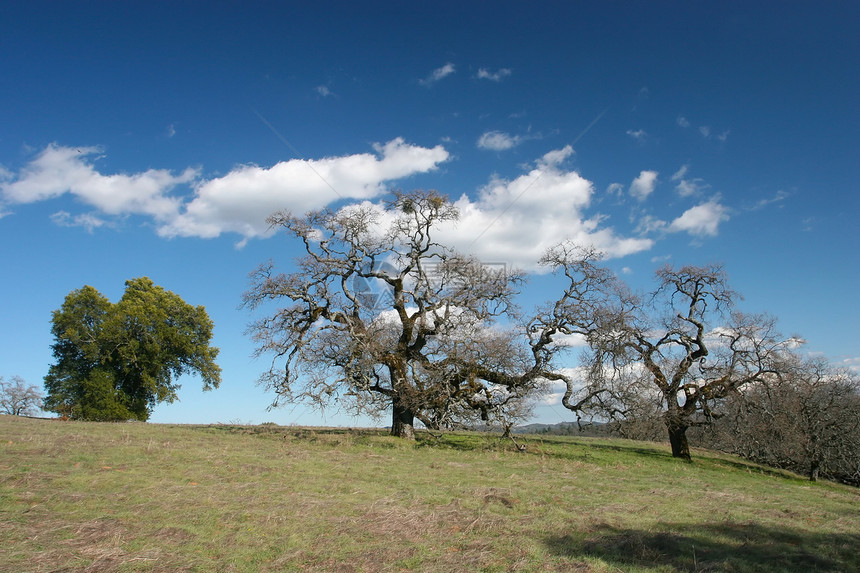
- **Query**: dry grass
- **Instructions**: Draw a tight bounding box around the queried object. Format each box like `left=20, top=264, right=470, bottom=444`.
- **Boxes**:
left=1, top=415, right=858, bottom=572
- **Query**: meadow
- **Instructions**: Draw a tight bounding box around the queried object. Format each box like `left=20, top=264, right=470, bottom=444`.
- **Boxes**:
left=1, top=415, right=858, bottom=572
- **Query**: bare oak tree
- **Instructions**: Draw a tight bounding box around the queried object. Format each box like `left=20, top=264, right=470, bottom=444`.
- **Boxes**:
left=559, top=263, right=788, bottom=460
left=703, top=354, right=860, bottom=483
left=0, top=375, right=44, bottom=416
left=244, top=191, right=561, bottom=438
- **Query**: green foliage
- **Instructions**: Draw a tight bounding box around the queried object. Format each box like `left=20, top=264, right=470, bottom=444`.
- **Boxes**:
left=43, top=278, right=221, bottom=421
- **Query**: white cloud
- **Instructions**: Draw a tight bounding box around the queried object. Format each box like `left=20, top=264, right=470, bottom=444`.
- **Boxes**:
left=1, top=140, right=450, bottom=241
left=433, top=146, right=653, bottom=268
left=699, top=126, right=711, bottom=138
left=1, top=144, right=195, bottom=220
left=677, top=116, right=690, bottom=128
left=50, top=211, right=108, bottom=233
left=842, top=357, right=860, bottom=373
left=670, top=164, right=708, bottom=197
left=606, top=183, right=624, bottom=196
left=161, top=138, right=450, bottom=239
left=316, top=85, right=333, bottom=97
left=626, top=129, right=647, bottom=141
left=668, top=199, right=729, bottom=237
left=629, top=170, right=658, bottom=201
left=717, top=129, right=730, bottom=142
left=635, top=214, right=668, bottom=235
left=419, top=63, right=455, bottom=86
left=671, top=165, right=688, bottom=181
left=166, top=124, right=176, bottom=138
left=3, top=143, right=663, bottom=265
left=477, top=67, right=512, bottom=82
left=749, top=189, right=789, bottom=211
left=477, top=131, right=522, bottom=151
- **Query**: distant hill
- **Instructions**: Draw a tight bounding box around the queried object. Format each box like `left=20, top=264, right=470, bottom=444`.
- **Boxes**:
left=514, top=421, right=612, bottom=436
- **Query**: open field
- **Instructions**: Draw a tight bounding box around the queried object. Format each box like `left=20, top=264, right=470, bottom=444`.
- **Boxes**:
left=1, top=415, right=858, bottom=572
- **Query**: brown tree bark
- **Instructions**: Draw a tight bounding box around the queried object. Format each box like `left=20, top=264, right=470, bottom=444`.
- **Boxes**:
left=391, top=399, right=416, bottom=440
left=665, top=410, right=692, bottom=460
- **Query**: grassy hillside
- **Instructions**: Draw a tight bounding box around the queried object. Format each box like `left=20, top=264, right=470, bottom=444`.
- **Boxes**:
left=1, top=415, right=858, bottom=572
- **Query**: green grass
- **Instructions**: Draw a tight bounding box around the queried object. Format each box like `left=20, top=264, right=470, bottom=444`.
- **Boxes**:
left=1, top=415, right=858, bottom=572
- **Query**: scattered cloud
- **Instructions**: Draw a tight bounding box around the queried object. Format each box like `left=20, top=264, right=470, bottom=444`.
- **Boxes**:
left=316, top=85, right=334, bottom=97
left=675, top=179, right=707, bottom=197
left=699, top=126, right=711, bottom=138
left=671, top=165, right=688, bottom=181
left=671, top=164, right=708, bottom=197
left=50, top=211, right=108, bottom=233
left=1, top=144, right=194, bottom=220
left=419, top=62, right=455, bottom=86
left=434, top=146, right=654, bottom=268
left=626, top=129, right=647, bottom=142
left=629, top=170, right=658, bottom=201
left=6, top=141, right=735, bottom=263
left=166, top=124, right=176, bottom=138
left=477, top=67, right=512, bottom=82
left=161, top=138, right=450, bottom=239
left=477, top=131, right=522, bottom=151
left=677, top=116, right=690, bottom=128
left=749, top=189, right=789, bottom=211
left=635, top=214, right=667, bottom=235
left=668, top=199, right=729, bottom=236
left=1, top=140, right=451, bottom=242
left=716, top=129, right=730, bottom=142
left=606, top=182, right=624, bottom=196
left=842, top=356, right=860, bottom=373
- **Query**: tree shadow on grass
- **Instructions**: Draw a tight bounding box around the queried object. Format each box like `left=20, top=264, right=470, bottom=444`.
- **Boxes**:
left=545, top=521, right=859, bottom=572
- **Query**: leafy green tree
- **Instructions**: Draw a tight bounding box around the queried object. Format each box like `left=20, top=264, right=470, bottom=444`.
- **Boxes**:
left=44, top=278, right=221, bottom=421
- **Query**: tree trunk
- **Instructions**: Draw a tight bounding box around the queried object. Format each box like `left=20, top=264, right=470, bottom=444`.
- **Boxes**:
left=665, top=410, right=692, bottom=460
left=809, top=460, right=820, bottom=482
left=391, top=399, right=415, bottom=440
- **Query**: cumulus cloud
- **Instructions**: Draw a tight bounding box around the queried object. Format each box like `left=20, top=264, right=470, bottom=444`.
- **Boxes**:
left=668, top=199, right=729, bottom=236
left=1, top=144, right=195, bottom=220
left=341, top=146, right=652, bottom=270
left=1, top=140, right=451, bottom=241
left=677, top=116, right=690, bottom=128
left=419, top=63, right=455, bottom=86
left=3, top=142, right=662, bottom=264
left=477, top=67, right=512, bottom=82
left=629, top=170, right=658, bottom=201
left=161, top=138, right=450, bottom=239
left=477, top=131, right=522, bottom=151
left=436, top=146, right=653, bottom=268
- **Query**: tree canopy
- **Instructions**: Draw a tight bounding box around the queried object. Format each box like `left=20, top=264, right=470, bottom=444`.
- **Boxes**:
left=559, top=262, right=791, bottom=459
left=244, top=191, right=579, bottom=438
left=44, top=278, right=221, bottom=421
left=0, top=375, right=44, bottom=416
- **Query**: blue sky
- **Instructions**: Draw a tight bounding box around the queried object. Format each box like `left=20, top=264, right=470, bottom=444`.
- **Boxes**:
left=1, top=1, right=858, bottom=426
